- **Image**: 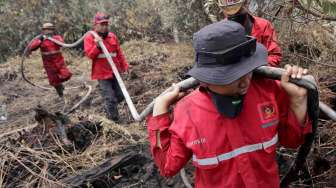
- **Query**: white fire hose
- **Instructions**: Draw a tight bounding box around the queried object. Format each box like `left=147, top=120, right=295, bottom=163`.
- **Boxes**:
left=23, top=31, right=336, bottom=121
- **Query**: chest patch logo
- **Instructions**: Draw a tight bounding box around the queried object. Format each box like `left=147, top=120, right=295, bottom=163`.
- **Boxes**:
left=258, top=102, right=278, bottom=123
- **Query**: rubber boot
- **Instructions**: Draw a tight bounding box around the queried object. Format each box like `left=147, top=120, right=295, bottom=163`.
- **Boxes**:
left=55, top=84, right=65, bottom=98
left=54, top=84, right=66, bottom=112
left=107, top=105, right=120, bottom=123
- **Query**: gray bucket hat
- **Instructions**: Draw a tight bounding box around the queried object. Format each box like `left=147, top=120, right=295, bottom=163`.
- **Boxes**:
left=188, top=20, right=268, bottom=85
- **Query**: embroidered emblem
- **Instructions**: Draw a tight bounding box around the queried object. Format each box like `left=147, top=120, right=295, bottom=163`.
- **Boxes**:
left=258, top=102, right=278, bottom=123
left=263, top=104, right=275, bottom=119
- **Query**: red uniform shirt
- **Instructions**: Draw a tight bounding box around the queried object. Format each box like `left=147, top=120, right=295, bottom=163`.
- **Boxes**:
left=251, top=16, right=282, bottom=67
left=84, top=32, right=128, bottom=80
left=147, top=78, right=311, bottom=188
left=29, top=35, right=72, bottom=86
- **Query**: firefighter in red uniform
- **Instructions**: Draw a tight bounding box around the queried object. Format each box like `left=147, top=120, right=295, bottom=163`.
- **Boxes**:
left=218, top=0, right=282, bottom=66
left=147, top=20, right=311, bottom=188
left=84, top=12, right=129, bottom=121
left=28, top=23, right=72, bottom=97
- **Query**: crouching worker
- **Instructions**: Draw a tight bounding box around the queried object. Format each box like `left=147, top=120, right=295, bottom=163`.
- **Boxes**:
left=28, top=22, right=72, bottom=97
left=146, top=20, right=312, bottom=188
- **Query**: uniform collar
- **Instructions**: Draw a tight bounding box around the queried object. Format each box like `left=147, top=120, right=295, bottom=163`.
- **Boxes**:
left=200, top=86, right=246, bottom=118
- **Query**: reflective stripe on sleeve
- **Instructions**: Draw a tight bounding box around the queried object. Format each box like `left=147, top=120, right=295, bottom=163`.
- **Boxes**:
left=41, top=50, right=61, bottom=56
left=97, top=52, right=117, bottom=58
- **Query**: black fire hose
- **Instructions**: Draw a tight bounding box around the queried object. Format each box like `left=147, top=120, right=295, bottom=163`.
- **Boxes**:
left=144, top=66, right=318, bottom=187
left=22, top=32, right=319, bottom=185
left=254, top=67, right=319, bottom=187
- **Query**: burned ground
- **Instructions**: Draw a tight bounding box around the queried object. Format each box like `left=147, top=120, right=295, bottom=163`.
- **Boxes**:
left=0, top=38, right=336, bottom=187
left=0, top=41, right=195, bottom=187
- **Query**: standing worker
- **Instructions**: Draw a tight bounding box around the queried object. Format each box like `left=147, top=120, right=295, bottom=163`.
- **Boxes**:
left=84, top=12, right=129, bottom=122
left=28, top=22, right=72, bottom=97
left=218, top=0, right=282, bottom=66
left=147, top=20, right=311, bottom=187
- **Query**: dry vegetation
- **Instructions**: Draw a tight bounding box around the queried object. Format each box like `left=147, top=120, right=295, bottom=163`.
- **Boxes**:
left=1, top=0, right=336, bottom=187
left=1, top=34, right=336, bottom=187
left=0, top=41, right=195, bottom=187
